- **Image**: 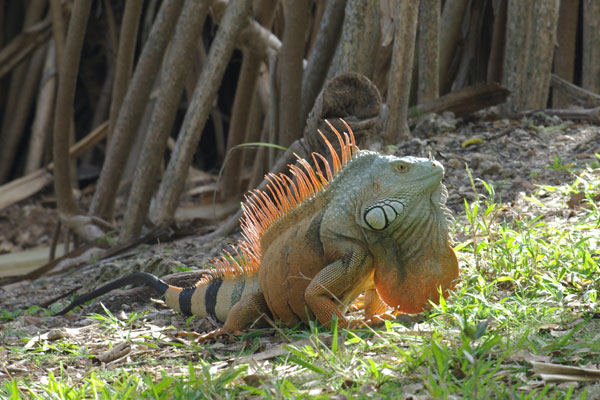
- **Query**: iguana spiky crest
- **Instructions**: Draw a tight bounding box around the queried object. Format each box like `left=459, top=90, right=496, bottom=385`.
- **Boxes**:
left=208, top=120, right=358, bottom=282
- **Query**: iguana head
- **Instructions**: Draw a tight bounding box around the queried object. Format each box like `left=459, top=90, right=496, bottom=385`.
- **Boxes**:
left=354, top=154, right=459, bottom=313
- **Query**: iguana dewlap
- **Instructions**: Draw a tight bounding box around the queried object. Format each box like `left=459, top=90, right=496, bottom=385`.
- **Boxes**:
left=57, top=120, right=458, bottom=334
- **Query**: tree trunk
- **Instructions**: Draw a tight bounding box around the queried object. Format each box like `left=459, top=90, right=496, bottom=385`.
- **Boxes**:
left=152, top=0, right=253, bottom=225
left=278, top=0, right=310, bottom=147
left=327, top=0, right=380, bottom=80
left=552, top=0, right=578, bottom=107
left=417, top=0, right=440, bottom=103
left=119, top=0, right=210, bottom=242
left=383, top=1, right=419, bottom=143
left=582, top=0, right=600, bottom=94
left=503, top=0, right=558, bottom=113
left=89, top=0, right=184, bottom=220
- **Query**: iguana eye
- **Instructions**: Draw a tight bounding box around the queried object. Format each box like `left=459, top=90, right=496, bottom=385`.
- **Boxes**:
left=395, top=163, right=409, bottom=172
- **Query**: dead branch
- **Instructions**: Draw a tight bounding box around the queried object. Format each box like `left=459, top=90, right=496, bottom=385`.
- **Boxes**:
left=550, top=74, right=600, bottom=108
left=519, top=106, right=600, bottom=124
left=90, top=0, right=185, bottom=221
left=409, top=82, right=510, bottom=124
left=152, top=0, right=253, bottom=226
left=119, top=0, right=210, bottom=242
left=384, top=1, right=419, bottom=142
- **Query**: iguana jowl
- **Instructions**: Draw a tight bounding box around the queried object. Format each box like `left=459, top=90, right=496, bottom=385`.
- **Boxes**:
left=57, top=120, right=459, bottom=335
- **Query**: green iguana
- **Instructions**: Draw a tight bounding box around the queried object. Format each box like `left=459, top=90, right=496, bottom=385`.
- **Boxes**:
left=57, top=120, right=459, bottom=337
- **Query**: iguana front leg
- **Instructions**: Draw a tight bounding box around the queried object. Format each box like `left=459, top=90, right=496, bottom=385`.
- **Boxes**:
left=304, top=251, right=373, bottom=328
left=360, top=288, right=397, bottom=326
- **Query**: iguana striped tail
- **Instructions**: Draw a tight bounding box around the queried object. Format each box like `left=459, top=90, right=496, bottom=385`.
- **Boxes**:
left=55, top=271, right=261, bottom=322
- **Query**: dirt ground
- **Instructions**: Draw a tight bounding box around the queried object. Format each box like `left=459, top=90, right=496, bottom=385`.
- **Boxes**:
left=1, top=110, right=599, bottom=384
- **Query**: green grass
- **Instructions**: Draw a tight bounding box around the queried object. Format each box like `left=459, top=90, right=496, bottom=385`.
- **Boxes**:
left=2, top=160, right=599, bottom=399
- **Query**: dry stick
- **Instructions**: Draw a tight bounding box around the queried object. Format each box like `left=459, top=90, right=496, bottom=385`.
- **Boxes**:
left=550, top=74, right=600, bottom=108
left=52, top=0, right=92, bottom=216
left=417, top=0, right=440, bottom=103
left=552, top=0, right=578, bottom=107
left=519, top=106, right=600, bottom=124
left=153, top=0, right=253, bottom=226
left=327, top=0, right=380, bottom=80
left=277, top=0, right=310, bottom=147
left=89, top=0, right=184, bottom=221
left=384, top=1, right=419, bottom=143
left=107, top=0, right=143, bottom=144
left=438, top=0, right=468, bottom=93
left=299, top=0, right=345, bottom=126
left=26, top=41, right=57, bottom=173
left=221, top=0, right=277, bottom=198
left=119, top=0, right=210, bottom=242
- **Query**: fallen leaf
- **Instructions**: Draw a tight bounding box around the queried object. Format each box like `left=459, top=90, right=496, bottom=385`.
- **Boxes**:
left=567, top=192, right=586, bottom=209
left=461, top=137, right=485, bottom=148
left=531, top=361, right=600, bottom=382
left=94, top=342, right=131, bottom=364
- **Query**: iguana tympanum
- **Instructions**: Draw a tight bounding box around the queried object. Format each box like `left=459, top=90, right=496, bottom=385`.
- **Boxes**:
left=57, top=120, right=458, bottom=337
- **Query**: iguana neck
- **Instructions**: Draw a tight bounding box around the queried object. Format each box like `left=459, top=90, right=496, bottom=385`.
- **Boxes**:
left=371, top=187, right=458, bottom=313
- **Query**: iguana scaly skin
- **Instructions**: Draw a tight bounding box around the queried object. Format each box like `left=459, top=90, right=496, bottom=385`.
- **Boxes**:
left=57, top=120, right=458, bottom=335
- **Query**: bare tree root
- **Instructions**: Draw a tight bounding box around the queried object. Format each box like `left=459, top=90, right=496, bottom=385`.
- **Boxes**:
left=152, top=0, right=253, bottom=226
left=119, top=0, right=210, bottom=242
left=90, top=0, right=185, bottom=221
left=107, top=0, right=143, bottom=143
left=52, top=1, right=100, bottom=242
left=300, top=0, right=345, bottom=125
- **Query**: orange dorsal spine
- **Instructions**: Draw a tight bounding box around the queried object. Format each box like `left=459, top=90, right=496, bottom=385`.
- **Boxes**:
left=208, top=120, right=358, bottom=281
